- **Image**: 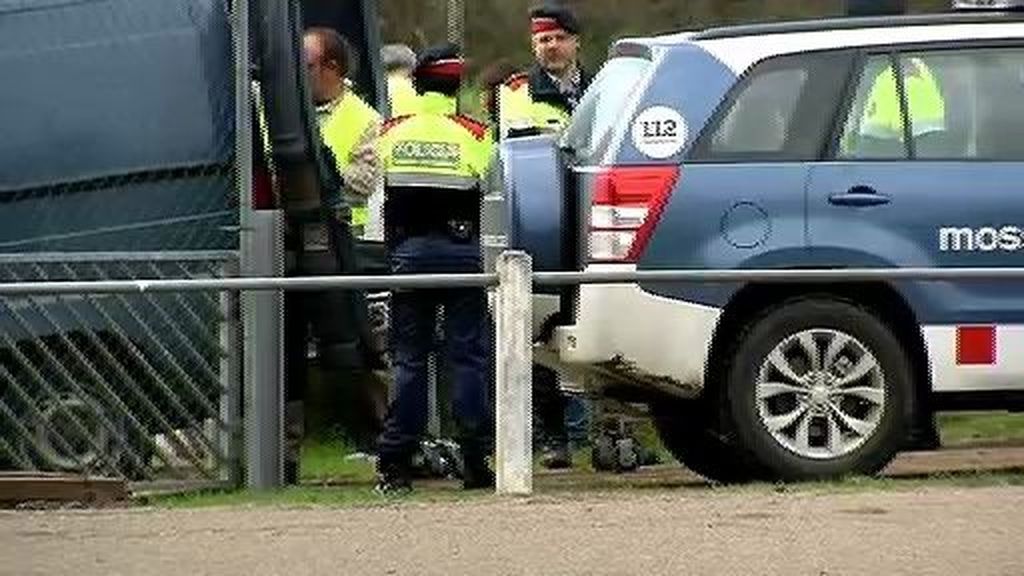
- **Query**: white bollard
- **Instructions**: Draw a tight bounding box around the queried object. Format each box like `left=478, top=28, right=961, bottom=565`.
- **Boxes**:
left=494, top=251, right=533, bottom=495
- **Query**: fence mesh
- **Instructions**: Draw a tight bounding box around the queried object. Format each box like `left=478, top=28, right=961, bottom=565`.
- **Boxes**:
left=0, top=0, right=243, bottom=485
left=0, top=253, right=240, bottom=483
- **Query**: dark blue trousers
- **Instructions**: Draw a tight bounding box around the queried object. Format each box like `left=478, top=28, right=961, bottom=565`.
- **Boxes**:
left=377, top=234, right=492, bottom=463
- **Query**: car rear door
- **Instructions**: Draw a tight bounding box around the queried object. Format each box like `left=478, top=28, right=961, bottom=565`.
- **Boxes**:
left=805, top=41, right=1024, bottom=392
left=638, top=49, right=855, bottom=308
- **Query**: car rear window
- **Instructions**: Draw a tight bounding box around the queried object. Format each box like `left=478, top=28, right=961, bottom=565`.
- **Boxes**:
left=689, top=49, right=855, bottom=163
left=561, top=56, right=654, bottom=162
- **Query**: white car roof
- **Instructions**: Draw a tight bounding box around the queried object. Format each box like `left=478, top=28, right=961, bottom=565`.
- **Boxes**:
left=696, top=21, right=1024, bottom=73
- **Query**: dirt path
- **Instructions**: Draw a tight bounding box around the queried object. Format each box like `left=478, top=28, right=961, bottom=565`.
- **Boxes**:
left=4, top=485, right=1023, bottom=576
left=4, top=447, right=1024, bottom=576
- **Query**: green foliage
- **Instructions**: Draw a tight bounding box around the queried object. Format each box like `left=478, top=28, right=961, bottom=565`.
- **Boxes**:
left=378, top=0, right=954, bottom=94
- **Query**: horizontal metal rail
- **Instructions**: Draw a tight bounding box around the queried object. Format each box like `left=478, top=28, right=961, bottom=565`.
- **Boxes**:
left=532, top=267, right=1024, bottom=285
left=0, top=267, right=1023, bottom=295
left=0, top=251, right=237, bottom=264
left=0, top=274, right=498, bottom=295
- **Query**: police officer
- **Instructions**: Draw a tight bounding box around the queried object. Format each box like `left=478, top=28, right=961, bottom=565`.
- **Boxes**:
left=498, top=4, right=592, bottom=470
left=498, top=4, right=591, bottom=139
left=375, top=44, right=495, bottom=493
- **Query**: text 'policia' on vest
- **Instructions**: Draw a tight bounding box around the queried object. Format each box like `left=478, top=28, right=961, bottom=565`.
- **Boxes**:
left=497, top=4, right=592, bottom=140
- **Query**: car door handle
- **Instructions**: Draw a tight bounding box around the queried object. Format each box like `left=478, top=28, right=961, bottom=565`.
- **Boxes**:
left=828, top=186, right=891, bottom=207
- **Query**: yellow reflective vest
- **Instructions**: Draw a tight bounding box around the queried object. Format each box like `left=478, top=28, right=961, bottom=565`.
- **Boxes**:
left=316, top=88, right=382, bottom=238
left=496, top=65, right=590, bottom=140
left=386, top=73, right=421, bottom=118
left=378, top=92, right=494, bottom=189
left=497, top=76, right=570, bottom=138
left=861, top=57, right=946, bottom=142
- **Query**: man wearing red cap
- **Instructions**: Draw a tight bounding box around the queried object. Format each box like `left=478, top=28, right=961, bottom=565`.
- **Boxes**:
left=498, top=4, right=593, bottom=470
left=374, top=43, right=495, bottom=494
left=498, top=4, right=592, bottom=138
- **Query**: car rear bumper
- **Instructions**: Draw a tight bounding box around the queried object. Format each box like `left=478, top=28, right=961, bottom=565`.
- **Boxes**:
left=548, top=265, right=721, bottom=391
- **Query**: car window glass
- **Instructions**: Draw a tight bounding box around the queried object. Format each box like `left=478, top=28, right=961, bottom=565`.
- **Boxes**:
left=561, top=56, right=653, bottom=162
left=838, top=47, right=1024, bottom=161
left=837, top=54, right=908, bottom=160
left=902, top=47, right=1024, bottom=161
left=708, top=67, right=807, bottom=155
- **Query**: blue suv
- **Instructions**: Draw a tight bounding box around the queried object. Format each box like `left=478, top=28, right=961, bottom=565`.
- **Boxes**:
left=493, top=3, right=1024, bottom=481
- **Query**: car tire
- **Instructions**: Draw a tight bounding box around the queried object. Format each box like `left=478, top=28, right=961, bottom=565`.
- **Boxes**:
left=650, top=398, right=762, bottom=484
left=723, top=297, right=913, bottom=481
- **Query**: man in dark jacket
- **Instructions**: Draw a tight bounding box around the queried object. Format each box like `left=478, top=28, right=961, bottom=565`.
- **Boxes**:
left=498, top=4, right=592, bottom=138
left=498, top=4, right=593, bottom=469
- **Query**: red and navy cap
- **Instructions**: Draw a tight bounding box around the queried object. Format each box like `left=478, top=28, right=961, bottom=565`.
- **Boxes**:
left=529, top=4, right=581, bottom=35
left=413, top=43, right=464, bottom=82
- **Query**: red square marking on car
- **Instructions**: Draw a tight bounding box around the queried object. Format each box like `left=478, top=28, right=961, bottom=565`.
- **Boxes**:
left=956, top=326, right=997, bottom=366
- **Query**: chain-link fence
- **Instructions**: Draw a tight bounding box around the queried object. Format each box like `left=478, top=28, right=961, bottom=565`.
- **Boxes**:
left=0, top=0, right=243, bottom=489
left=0, top=252, right=241, bottom=484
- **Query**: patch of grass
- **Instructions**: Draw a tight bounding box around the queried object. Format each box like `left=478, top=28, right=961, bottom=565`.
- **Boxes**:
left=300, top=436, right=376, bottom=484
left=150, top=486, right=381, bottom=509
left=147, top=484, right=489, bottom=510
left=775, top=469, right=1024, bottom=497
left=939, top=411, right=1024, bottom=447
left=143, top=410, right=1024, bottom=510
left=145, top=467, right=1024, bottom=510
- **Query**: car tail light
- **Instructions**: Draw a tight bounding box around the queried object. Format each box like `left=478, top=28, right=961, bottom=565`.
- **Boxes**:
left=588, top=166, right=679, bottom=262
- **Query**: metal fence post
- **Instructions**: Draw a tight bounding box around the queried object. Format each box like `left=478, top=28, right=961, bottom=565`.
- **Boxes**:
left=219, top=259, right=242, bottom=486
left=243, top=211, right=285, bottom=489
left=233, top=0, right=284, bottom=490
left=495, top=250, right=533, bottom=495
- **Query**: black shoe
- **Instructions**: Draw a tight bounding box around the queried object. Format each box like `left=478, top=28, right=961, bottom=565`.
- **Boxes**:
left=284, top=460, right=300, bottom=486
left=540, top=443, right=572, bottom=470
left=462, top=460, right=495, bottom=490
left=374, top=460, right=413, bottom=495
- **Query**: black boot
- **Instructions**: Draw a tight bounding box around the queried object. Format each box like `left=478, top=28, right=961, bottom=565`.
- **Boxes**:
left=462, top=456, right=495, bottom=490
left=375, top=456, right=413, bottom=495
left=541, top=441, right=573, bottom=470
left=284, top=401, right=304, bottom=485
left=459, top=438, right=495, bottom=490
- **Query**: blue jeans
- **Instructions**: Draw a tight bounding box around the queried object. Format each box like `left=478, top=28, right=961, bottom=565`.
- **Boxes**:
left=565, top=393, right=591, bottom=448
left=377, top=235, right=491, bottom=463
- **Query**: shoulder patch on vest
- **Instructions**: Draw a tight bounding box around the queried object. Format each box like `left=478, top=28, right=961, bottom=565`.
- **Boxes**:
left=503, top=72, right=529, bottom=91
left=381, top=114, right=414, bottom=135
left=449, top=115, right=489, bottom=141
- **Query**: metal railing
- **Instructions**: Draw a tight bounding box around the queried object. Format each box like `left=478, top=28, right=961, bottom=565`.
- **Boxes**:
left=2, top=251, right=1023, bottom=494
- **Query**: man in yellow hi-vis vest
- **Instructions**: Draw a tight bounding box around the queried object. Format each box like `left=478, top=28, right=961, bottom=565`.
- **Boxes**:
left=497, top=5, right=591, bottom=139
left=498, top=5, right=593, bottom=471
left=304, top=27, right=382, bottom=240
left=374, top=44, right=495, bottom=494
left=860, top=56, right=946, bottom=145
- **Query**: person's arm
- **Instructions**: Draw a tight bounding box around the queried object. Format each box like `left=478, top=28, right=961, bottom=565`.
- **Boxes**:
left=341, top=117, right=382, bottom=199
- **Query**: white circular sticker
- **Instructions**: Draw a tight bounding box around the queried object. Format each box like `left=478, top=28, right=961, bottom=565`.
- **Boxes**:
left=630, top=106, right=688, bottom=159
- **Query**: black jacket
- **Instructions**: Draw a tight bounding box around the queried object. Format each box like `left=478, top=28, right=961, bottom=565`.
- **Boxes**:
left=525, top=62, right=592, bottom=115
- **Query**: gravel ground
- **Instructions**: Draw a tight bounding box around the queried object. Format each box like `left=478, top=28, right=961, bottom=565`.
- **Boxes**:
left=4, top=485, right=1024, bottom=574
left=4, top=446, right=1024, bottom=576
